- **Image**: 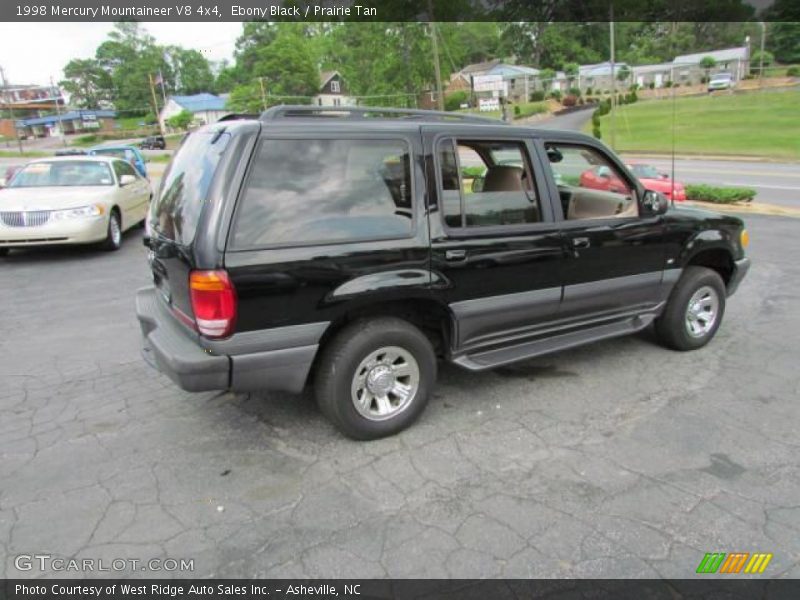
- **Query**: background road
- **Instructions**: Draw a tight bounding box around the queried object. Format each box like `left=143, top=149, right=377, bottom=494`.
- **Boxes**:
left=1, top=213, right=799, bottom=578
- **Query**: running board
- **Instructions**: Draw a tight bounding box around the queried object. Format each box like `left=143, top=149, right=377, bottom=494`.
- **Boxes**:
left=452, top=314, right=655, bottom=371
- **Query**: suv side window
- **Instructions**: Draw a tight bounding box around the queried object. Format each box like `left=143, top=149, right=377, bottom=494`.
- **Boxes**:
left=230, top=138, right=413, bottom=249
left=438, top=139, right=540, bottom=229
left=544, top=143, right=638, bottom=220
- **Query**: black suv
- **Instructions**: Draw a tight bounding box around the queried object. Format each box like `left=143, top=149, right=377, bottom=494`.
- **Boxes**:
left=140, top=135, right=166, bottom=150
left=137, top=106, right=750, bottom=440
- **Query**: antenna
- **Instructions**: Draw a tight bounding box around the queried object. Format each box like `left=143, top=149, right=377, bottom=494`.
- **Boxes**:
left=671, top=76, right=676, bottom=209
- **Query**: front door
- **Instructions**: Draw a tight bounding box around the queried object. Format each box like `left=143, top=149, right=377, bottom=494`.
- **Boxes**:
left=423, top=127, right=564, bottom=351
left=537, top=139, right=667, bottom=323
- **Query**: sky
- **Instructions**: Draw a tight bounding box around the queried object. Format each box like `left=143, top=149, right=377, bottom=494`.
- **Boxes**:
left=0, top=22, right=243, bottom=86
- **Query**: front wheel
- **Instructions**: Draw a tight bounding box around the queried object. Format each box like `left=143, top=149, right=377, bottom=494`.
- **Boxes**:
left=655, top=266, right=726, bottom=351
left=101, top=210, right=122, bottom=251
left=314, top=317, right=437, bottom=440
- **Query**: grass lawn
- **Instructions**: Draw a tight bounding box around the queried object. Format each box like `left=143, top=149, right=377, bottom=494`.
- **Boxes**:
left=589, top=89, right=800, bottom=160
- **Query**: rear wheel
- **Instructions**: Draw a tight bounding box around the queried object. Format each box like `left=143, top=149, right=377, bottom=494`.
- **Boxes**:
left=655, top=266, right=726, bottom=351
left=314, top=317, right=437, bottom=440
left=101, top=209, right=122, bottom=251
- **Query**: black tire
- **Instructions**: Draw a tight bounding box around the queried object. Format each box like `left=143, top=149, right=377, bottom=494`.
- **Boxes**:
left=0, top=248, right=9, bottom=257
left=101, top=209, right=122, bottom=251
left=314, top=317, right=437, bottom=440
left=655, top=266, right=726, bottom=351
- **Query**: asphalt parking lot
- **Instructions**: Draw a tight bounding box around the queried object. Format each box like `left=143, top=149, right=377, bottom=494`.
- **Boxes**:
left=1, top=213, right=799, bottom=579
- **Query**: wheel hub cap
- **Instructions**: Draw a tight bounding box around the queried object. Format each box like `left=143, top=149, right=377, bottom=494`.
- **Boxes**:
left=685, top=285, right=719, bottom=338
left=351, top=346, right=420, bottom=421
left=366, top=365, right=394, bottom=396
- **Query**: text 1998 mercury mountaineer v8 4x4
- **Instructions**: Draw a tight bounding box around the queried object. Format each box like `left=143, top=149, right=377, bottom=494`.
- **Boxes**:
left=136, top=106, right=750, bottom=439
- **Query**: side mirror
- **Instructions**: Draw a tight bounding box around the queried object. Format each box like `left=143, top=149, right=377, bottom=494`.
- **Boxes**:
left=119, top=174, right=137, bottom=186
left=641, top=190, right=669, bottom=216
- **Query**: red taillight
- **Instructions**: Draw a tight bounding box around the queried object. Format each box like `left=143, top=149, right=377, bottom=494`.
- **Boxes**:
left=189, top=270, right=237, bottom=338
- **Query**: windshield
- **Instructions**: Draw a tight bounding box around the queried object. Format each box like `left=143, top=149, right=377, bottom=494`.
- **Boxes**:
left=8, top=161, right=114, bottom=188
left=630, top=164, right=661, bottom=179
left=711, top=73, right=732, bottom=81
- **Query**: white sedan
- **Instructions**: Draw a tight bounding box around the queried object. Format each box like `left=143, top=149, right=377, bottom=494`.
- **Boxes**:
left=0, top=156, right=151, bottom=254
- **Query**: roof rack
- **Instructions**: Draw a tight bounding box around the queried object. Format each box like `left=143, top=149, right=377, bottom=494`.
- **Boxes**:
left=259, top=105, right=506, bottom=125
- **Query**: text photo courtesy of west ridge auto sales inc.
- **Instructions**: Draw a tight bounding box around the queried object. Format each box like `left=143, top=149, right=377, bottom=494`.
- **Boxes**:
left=1, top=0, right=799, bottom=597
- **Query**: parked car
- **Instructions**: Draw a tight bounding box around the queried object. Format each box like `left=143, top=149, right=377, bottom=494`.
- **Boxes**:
left=88, top=145, right=148, bottom=178
left=625, top=162, right=686, bottom=201
left=136, top=106, right=750, bottom=440
left=0, top=156, right=151, bottom=254
left=54, top=148, right=87, bottom=156
left=140, top=135, right=166, bottom=150
left=708, top=72, right=734, bottom=92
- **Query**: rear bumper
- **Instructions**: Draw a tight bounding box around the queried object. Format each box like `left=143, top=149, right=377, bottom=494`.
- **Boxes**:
left=136, top=287, right=325, bottom=394
left=727, top=257, right=751, bottom=297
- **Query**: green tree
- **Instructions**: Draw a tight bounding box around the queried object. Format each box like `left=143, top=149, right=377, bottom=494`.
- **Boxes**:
left=166, top=109, right=193, bottom=130
left=165, top=47, right=214, bottom=95
left=699, top=56, right=717, bottom=81
left=616, top=64, right=631, bottom=85
left=563, top=62, right=580, bottom=87
left=59, top=58, right=112, bottom=108
left=766, top=22, right=800, bottom=64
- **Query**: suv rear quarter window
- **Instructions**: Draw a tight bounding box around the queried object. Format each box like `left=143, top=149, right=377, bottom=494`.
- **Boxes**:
left=229, top=138, right=413, bottom=250
left=150, top=130, right=230, bottom=245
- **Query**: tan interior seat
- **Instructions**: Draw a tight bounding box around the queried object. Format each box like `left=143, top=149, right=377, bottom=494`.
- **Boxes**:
left=568, top=189, right=637, bottom=220
left=482, top=165, right=524, bottom=192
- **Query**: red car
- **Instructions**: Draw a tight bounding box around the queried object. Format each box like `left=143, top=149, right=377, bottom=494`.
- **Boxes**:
left=578, top=163, right=686, bottom=202
left=625, top=162, right=686, bottom=202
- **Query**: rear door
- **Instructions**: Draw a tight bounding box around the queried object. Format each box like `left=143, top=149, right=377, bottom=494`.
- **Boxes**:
left=536, top=138, right=667, bottom=321
left=423, top=126, right=564, bottom=351
left=222, top=128, right=431, bottom=333
left=148, top=130, right=231, bottom=325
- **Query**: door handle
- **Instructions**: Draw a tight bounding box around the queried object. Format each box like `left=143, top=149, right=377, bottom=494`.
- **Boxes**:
left=445, top=249, right=467, bottom=261
left=572, top=237, right=591, bottom=249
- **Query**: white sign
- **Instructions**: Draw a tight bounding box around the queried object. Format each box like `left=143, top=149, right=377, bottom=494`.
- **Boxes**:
left=478, top=98, right=500, bottom=112
left=473, top=74, right=504, bottom=92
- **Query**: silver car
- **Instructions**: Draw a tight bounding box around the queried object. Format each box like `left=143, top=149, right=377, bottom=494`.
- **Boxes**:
left=0, top=156, right=151, bottom=254
left=708, top=72, right=734, bottom=92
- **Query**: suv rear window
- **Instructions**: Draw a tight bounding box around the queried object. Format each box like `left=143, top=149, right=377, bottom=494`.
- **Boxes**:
left=230, top=138, right=413, bottom=250
left=150, top=131, right=229, bottom=245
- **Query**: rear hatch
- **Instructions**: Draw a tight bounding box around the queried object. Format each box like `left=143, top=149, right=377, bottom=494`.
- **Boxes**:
left=147, top=129, right=231, bottom=330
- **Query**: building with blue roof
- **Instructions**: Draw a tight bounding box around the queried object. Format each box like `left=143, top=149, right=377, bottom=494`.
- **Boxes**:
left=158, top=93, right=230, bottom=130
left=16, top=109, right=117, bottom=139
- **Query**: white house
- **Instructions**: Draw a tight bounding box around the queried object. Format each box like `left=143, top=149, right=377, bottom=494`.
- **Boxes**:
left=159, top=93, right=230, bottom=130
left=314, top=71, right=356, bottom=107
left=672, top=46, right=750, bottom=82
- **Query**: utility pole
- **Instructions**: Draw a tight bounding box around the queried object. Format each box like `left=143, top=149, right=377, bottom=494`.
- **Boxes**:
left=159, top=69, right=167, bottom=108
left=50, top=76, right=66, bottom=147
left=427, top=0, right=444, bottom=111
left=609, top=16, right=617, bottom=150
left=259, top=77, right=267, bottom=111
left=759, top=22, right=766, bottom=87
left=0, top=65, right=24, bottom=154
left=148, top=73, right=164, bottom=135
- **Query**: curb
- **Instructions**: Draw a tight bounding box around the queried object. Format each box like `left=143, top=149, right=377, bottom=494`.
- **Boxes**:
left=686, top=200, right=800, bottom=219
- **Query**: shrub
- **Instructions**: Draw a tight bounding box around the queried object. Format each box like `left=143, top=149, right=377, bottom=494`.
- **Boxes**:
left=444, top=90, right=469, bottom=111
left=529, top=90, right=545, bottom=102
left=568, top=86, right=581, bottom=97
left=591, top=113, right=600, bottom=127
left=461, top=166, right=485, bottom=179
left=592, top=125, right=602, bottom=139
left=685, top=184, right=756, bottom=204
left=664, top=80, right=673, bottom=88
left=648, top=82, right=655, bottom=89
left=585, top=87, right=593, bottom=96
left=549, top=90, right=562, bottom=101
left=562, top=94, right=578, bottom=107
left=787, top=66, right=800, bottom=77
left=514, top=101, right=548, bottom=119
left=74, top=134, right=98, bottom=145
left=513, top=105, right=521, bottom=116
